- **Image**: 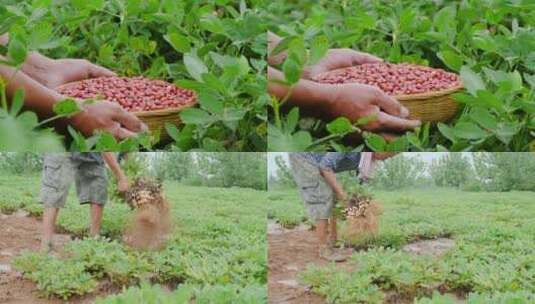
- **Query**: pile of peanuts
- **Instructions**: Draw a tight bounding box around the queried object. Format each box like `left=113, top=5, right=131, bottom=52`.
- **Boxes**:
left=57, top=76, right=197, bottom=112
left=313, top=63, right=461, bottom=95
left=343, top=195, right=372, bottom=218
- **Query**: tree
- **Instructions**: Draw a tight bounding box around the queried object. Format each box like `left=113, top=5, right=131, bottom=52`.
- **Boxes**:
left=429, top=153, right=472, bottom=187
left=371, top=154, right=425, bottom=189
left=472, top=152, right=535, bottom=191
left=271, top=155, right=296, bottom=188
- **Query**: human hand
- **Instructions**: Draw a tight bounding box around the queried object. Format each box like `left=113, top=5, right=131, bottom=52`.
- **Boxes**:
left=117, top=176, right=129, bottom=193
left=69, top=100, right=148, bottom=140
left=304, top=48, right=382, bottom=79
left=325, top=83, right=421, bottom=133
left=38, top=59, right=116, bottom=89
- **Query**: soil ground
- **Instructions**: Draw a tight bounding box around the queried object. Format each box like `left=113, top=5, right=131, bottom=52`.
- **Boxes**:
left=267, top=221, right=354, bottom=304
left=0, top=212, right=112, bottom=304
left=268, top=220, right=460, bottom=304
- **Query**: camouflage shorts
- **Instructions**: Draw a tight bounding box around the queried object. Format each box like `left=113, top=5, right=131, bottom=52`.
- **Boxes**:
left=289, top=154, right=335, bottom=221
left=40, top=153, right=108, bottom=208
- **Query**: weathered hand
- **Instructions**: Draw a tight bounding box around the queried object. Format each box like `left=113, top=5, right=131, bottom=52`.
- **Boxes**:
left=304, top=49, right=382, bottom=79
left=325, top=83, right=421, bottom=133
left=35, top=59, right=116, bottom=89
left=69, top=100, right=148, bottom=140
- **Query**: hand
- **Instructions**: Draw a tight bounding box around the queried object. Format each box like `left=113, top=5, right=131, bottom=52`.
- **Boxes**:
left=304, top=48, right=382, bottom=79
left=336, top=190, right=348, bottom=205
left=69, top=100, right=148, bottom=140
left=325, top=83, right=421, bottom=133
left=30, top=59, right=116, bottom=89
left=117, top=176, right=129, bottom=193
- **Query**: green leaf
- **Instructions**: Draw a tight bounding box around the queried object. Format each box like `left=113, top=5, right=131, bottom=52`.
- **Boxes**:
left=437, top=50, right=462, bottom=71
left=183, top=52, right=208, bottom=82
left=326, top=117, right=353, bottom=135
left=470, top=107, right=497, bottom=130
left=198, top=92, right=223, bottom=115
left=496, top=122, right=520, bottom=145
left=95, top=132, right=118, bottom=150
left=179, top=108, right=214, bottom=125
left=282, top=55, right=303, bottom=85
left=164, top=32, right=191, bottom=53
left=270, top=36, right=296, bottom=56
left=7, top=36, right=27, bottom=66
left=364, top=133, right=386, bottom=151
left=9, top=89, right=24, bottom=116
left=437, top=123, right=456, bottom=143
left=53, top=99, right=81, bottom=116
left=285, top=107, right=299, bottom=133
left=460, top=66, right=486, bottom=96
left=453, top=122, right=487, bottom=140
left=308, top=35, right=328, bottom=65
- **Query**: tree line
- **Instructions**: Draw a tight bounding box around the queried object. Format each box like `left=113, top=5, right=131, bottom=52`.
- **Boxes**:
left=0, top=153, right=267, bottom=190
left=270, top=153, right=535, bottom=192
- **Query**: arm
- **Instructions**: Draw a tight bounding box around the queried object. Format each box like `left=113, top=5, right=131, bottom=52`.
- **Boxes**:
left=102, top=152, right=128, bottom=192
left=320, top=168, right=347, bottom=202
left=268, top=66, right=420, bottom=132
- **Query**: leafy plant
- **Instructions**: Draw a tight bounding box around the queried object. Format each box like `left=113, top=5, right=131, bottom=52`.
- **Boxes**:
left=265, top=1, right=535, bottom=151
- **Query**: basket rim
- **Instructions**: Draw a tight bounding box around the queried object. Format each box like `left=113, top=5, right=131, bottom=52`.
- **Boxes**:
left=56, top=79, right=198, bottom=117
left=394, top=83, right=464, bottom=100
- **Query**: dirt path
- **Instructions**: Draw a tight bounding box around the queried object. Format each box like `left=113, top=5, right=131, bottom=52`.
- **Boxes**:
left=268, top=221, right=354, bottom=304
left=0, top=212, right=110, bottom=304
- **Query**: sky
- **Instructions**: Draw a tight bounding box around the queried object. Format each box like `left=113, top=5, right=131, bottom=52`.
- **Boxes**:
left=267, top=152, right=466, bottom=177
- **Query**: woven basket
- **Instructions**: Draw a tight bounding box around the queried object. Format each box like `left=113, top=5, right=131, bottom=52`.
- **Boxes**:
left=132, top=104, right=196, bottom=141
left=394, top=83, right=463, bottom=122
left=56, top=82, right=197, bottom=142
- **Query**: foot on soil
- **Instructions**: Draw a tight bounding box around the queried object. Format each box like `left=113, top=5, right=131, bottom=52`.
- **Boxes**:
left=318, top=246, right=348, bottom=262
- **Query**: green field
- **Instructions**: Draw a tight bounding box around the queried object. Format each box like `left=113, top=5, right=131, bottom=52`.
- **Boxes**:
left=1, top=174, right=267, bottom=302
left=268, top=187, right=535, bottom=303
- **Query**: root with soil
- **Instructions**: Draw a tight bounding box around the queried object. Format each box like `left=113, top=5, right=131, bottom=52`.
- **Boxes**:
left=123, top=177, right=172, bottom=250
left=340, top=193, right=383, bottom=243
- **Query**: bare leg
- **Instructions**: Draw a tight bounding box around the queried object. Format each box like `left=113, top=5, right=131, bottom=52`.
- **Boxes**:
left=328, top=217, right=337, bottom=246
left=42, top=207, right=59, bottom=250
left=316, top=219, right=329, bottom=248
left=89, top=203, right=104, bottom=237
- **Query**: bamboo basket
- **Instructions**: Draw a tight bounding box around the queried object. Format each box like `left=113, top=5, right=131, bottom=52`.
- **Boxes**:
left=57, top=82, right=197, bottom=142
left=394, top=83, right=463, bottom=122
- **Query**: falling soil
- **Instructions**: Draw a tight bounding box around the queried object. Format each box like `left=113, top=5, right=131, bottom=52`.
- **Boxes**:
left=340, top=194, right=384, bottom=243
left=268, top=220, right=354, bottom=304
left=122, top=177, right=173, bottom=250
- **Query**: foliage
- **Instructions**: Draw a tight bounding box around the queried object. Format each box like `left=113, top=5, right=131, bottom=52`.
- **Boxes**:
left=12, top=252, right=98, bottom=300
left=429, top=153, right=472, bottom=187
left=268, top=154, right=296, bottom=189
left=5, top=173, right=267, bottom=301
left=472, top=152, right=535, bottom=191
left=271, top=187, right=535, bottom=302
left=370, top=154, right=425, bottom=189
left=265, top=0, right=535, bottom=151
left=0, top=152, right=42, bottom=174
left=95, top=282, right=266, bottom=304
left=0, top=0, right=268, bottom=151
